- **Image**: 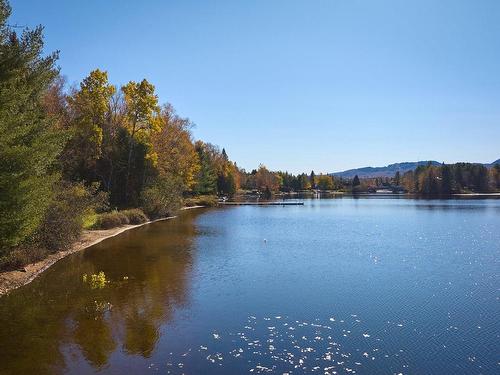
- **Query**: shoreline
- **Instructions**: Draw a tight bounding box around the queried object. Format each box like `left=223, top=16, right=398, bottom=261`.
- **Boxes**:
left=0, top=206, right=206, bottom=297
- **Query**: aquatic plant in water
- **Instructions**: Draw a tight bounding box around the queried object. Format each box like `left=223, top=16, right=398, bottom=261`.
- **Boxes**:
left=82, top=271, right=108, bottom=289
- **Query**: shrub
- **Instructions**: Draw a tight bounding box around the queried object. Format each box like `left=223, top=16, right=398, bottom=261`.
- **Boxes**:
left=36, top=182, right=109, bottom=251
left=117, top=212, right=129, bottom=225
left=93, top=211, right=129, bottom=229
left=0, top=182, right=109, bottom=271
left=93, top=209, right=148, bottom=229
left=37, top=198, right=82, bottom=251
left=121, top=209, right=149, bottom=224
left=0, top=245, right=47, bottom=271
left=82, top=213, right=98, bottom=229
left=183, top=195, right=218, bottom=207
left=141, top=176, right=182, bottom=219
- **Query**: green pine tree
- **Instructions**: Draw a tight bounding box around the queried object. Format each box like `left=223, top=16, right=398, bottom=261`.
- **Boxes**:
left=353, top=175, right=360, bottom=187
left=0, top=1, right=66, bottom=251
left=194, top=141, right=217, bottom=194
left=441, top=163, right=453, bottom=194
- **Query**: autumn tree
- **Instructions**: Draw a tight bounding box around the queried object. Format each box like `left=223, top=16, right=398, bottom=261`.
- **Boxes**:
left=255, top=164, right=279, bottom=192
left=152, top=104, right=200, bottom=191
left=121, top=79, right=161, bottom=204
left=42, top=75, right=69, bottom=130
left=317, top=175, right=334, bottom=191
left=209, top=147, right=237, bottom=196
left=401, top=170, right=416, bottom=192
left=64, top=69, right=116, bottom=181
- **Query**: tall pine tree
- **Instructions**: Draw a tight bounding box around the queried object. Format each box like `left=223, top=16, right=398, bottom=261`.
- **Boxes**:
left=0, top=0, right=65, bottom=250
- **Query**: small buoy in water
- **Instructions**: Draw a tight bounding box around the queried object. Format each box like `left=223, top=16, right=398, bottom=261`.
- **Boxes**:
left=263, top=239, right=267, bottom=243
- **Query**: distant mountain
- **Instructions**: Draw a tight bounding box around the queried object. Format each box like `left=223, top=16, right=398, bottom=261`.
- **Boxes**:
left=331, top=159, right=500, bottom=178
left=331, top=161, right=440, bottom=178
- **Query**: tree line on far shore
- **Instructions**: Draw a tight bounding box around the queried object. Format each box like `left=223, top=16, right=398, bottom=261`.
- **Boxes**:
left=400, top=162, right=499, bottom=195
left=235, top=162, right=500, bottom=195
left=326, top=162, right=500, bottom=195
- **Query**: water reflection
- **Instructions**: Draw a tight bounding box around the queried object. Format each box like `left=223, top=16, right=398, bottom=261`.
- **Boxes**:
left=0, top=210, right=201, bottom=374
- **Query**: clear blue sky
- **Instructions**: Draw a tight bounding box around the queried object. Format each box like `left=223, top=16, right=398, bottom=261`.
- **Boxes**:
left=9, top=0, right=500, bottom=173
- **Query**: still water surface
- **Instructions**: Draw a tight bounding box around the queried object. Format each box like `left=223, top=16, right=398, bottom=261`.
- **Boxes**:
left=0, top=198, right=499, bottom=374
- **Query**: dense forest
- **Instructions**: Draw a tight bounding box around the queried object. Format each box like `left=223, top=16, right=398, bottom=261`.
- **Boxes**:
left=1, top=0, right=499, bottom=271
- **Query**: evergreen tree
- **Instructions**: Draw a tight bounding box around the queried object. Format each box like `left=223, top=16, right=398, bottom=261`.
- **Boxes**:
left=352, top=175, right=361, bottom=187
left=298, top=173, right=309, bottom=190
left=0, top=1, right=66, bottom=250
left=473, top=165, right=490, bottom=192
left=441, top=163, right=453, bottom=194
left=310, top=170, right=316, bottom=189
left=194, top=141, right=217, bottom=194
left=394, top=171, right=401, bottom=186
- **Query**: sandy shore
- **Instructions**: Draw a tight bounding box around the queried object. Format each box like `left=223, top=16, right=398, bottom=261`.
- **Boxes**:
left=0, top=206, right=206, bottom=297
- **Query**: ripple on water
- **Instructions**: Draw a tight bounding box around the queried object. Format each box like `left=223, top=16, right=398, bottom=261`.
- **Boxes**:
left=161, top=314, right=411, bottom=374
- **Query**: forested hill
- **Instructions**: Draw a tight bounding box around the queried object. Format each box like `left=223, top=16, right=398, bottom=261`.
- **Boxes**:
left=332, top=161, right=441, bottom=178
left=332, top=159, right=500, bottom=178
left=488, top=159, right=500, bottom=167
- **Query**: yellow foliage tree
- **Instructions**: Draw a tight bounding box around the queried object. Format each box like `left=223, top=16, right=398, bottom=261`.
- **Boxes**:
left=65, top=69, right=116, bottom=179
left=121, top=79, right=161, bottom=196
left=255, top=164, right=279, bottom=191
left=152, top=104, right=200, bottom=190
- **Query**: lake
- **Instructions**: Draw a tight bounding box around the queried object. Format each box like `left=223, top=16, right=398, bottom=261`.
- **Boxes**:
left=0, top=198, right=499, bottom=374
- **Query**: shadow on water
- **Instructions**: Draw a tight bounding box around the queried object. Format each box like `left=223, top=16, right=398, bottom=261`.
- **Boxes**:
left=0, top=209, right=204, bottom=375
